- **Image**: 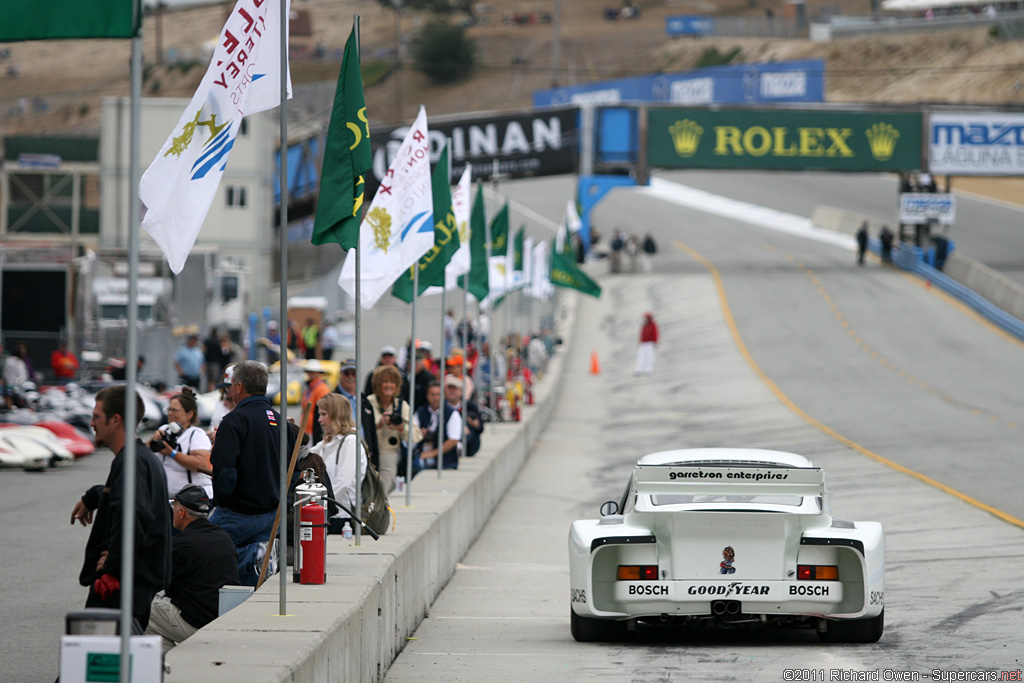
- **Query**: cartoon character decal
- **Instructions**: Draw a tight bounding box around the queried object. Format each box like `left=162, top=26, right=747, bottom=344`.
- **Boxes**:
left=720, top=546, right=736, bottom=574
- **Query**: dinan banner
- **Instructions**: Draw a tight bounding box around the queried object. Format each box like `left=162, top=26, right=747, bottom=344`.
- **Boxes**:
left=647, top=108, right=922, bottom=172
left=366, top=108, right=578, bottom=197
left=929, top=112, right=1024, bottom=176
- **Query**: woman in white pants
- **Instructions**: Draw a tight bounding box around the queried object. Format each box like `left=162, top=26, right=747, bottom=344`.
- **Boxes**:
left=634, top=312, right=659, bottom=375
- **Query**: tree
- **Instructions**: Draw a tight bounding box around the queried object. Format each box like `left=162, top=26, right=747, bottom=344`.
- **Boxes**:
left=376, top=0, right=476, bottom=24
left=412, top=19, right=477, bottom=84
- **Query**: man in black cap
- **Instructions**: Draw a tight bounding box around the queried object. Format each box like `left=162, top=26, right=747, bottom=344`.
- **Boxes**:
left=145, top=485, right=239, bottom=650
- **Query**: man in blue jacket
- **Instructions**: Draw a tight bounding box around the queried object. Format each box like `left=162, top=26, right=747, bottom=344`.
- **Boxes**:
left=209, top=361, right=295, bottom=586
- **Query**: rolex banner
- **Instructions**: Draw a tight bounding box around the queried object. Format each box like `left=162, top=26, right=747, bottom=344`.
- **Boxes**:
left=647, top=109, right=922, bottom=172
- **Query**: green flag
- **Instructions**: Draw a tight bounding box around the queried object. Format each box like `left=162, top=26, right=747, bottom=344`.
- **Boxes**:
left=391, top=145, right=460, bottom=303
left=551, top=241, right=602, bottom=299
left=0, top=1, right=139, bottom=41
left=459, top=183, right=489, bottom=301
left=489, top=203, right=509, bottom=256
left=513, top=226, right=525, bottom=273
left=312, top=27, right=372, bottom=250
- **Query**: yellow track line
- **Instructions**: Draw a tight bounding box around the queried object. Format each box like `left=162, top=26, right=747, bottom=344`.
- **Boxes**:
left=673, top=238, right=1024, bottom=531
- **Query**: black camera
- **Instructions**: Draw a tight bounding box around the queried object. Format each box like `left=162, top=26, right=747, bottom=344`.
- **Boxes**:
left=150, top=421, right=183, bottom=452
left=387, top=412, right=403, bottom=426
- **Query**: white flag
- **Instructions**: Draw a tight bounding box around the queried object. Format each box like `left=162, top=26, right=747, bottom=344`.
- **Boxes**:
left=139, top=0, right=293, bottom=274
left=566, top=198, right=582, bottom=234
left=339, top=106, right=434, bottom=310
left=444, top=164, right=473, bottom=290
left=522, top=235, right=534, bottom=290
left=529, top=240, right=552, bottom=300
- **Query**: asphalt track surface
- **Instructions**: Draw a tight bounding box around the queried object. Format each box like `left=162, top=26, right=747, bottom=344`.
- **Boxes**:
left=384, top=175, right=1024, bottom=681
left=2, top=173, right=1022, bottom=682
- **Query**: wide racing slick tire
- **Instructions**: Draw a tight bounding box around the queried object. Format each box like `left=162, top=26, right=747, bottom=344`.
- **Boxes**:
left=818, top=609, right=884, bottom=643
left=570, top=609, right=635, bottom=642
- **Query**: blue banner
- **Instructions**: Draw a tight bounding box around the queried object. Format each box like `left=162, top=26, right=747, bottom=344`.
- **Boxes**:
left=666, top=15, right=714, bottom=36
left=533, top=59, right=824, bottom=108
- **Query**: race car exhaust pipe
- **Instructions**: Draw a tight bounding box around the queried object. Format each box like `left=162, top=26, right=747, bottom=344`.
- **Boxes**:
left=725, top=601, right=741, bottom=615
left=711, top=601, right=728, bottom=615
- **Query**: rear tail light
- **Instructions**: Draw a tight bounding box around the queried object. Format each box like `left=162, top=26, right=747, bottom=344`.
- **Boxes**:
left=617, top=565, right=658, bottom=580
left=797, top=564, right=839, bottom=580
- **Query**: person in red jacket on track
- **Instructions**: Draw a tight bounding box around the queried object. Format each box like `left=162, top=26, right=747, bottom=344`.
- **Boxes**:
left=634, top=312, right=659, bottom=376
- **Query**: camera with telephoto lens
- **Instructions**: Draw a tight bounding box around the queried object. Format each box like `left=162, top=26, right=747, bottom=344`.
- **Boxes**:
left=149, top=421, right=184, bottom=452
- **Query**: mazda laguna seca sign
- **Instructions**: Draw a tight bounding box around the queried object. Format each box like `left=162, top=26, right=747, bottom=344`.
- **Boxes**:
left=929, top=112, right=1024, bottom=176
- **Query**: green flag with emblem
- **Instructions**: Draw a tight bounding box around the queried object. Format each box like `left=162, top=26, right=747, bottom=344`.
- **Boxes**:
left=550, top=239, right=602, bottom=298
left=459, top=183, right=489, bottom=301
left=312, top=27, right=372, bottom=250
left=391, top=145, right=460, bottom=303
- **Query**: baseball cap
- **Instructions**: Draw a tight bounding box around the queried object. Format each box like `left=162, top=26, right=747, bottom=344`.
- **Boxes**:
left=445, top=375, right=463, bottom=389
left=338, top=358, right=356, bottom=372
left=267, top=320, right=278, bottom=329
left=380, top=345, right=397, bottom=357
left=215, top=363, right=236, bottom=389
left=174, top=484, right=212, bottom=514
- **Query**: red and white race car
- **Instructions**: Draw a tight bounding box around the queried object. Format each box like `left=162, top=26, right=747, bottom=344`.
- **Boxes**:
left=569, top=448, right=885, bottom=642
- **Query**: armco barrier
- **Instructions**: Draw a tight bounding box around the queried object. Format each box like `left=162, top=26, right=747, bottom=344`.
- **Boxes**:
left=163, top=295, right=579, bottom=683
left=893, top=245, right=1024, bottom=342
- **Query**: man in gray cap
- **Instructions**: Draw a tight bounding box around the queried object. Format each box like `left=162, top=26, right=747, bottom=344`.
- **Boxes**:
left=145, top=484, right=239, bottom=650
left=363, top=344, right=404, bottom=397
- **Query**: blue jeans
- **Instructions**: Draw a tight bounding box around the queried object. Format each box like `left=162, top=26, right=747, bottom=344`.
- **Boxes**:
left=210, top=507, right=277, bottom=587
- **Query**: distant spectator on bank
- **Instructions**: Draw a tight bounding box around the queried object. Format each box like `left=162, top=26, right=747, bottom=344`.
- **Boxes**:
left=209, top=360, right=294, bottom=586
left=110, top=354, right=145, bottom=381
left=879, top=225, right=895, bottom=264
left=368, top=365, right=421, bottom=493
left=302, top=359, right=331, bottom=442
left=856, top=222, right=869, bottom=266
left=286, top=319, right=302, bottom=358
left=445, top=375, right=482, bottom=458
left=70, top=385, right=171, bottom=631
left=145, top=485, right=238, bottom=651
left=444, top=309, right=457, bottom=356
left=209, top=364, right=237, bottom=438
left=412, top=347, right=437, bottom=409
left=203, top=327, right=221, bottom=387
left=219, top=333, right=242, bottom=371
left=311, top=394, right=368, bottom=535
left=51, top=339, right=80, bottom=382
left=334, top=358, right=377, bottom=456
left=150, top=387, right=213, bottom=499
left=446, top=351, right=474, bottom=402
left=527, top=334, right=548, bottom=376
left=364, top=345, right=405, bottom=397
left=641, top=233, right=657, bottom=273
left=301, top=318, right=319, bottom=361
left=414, top=381, right=462, bottom=472
left=174, top=335, right=205, bottom=390
left=265, top=321, right=282, bottom=364
left=320, top=317, right=340, bottom=361
left=4, top=340, right=30, bottom=388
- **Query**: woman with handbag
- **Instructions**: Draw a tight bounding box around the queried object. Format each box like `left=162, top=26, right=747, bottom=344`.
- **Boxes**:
left=310, top=394, right=366, bottom=535
left=367, top=365, right=421, bottom=493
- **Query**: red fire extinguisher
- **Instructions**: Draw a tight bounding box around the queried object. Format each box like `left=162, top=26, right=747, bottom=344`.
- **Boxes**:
left=294, top=471, right=328, bottom=585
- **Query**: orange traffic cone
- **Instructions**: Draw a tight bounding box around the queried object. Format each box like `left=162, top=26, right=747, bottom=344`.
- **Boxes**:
left=590, top=351, right=601, bottom=375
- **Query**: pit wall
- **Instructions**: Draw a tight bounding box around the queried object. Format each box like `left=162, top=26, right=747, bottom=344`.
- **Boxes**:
left=164, top=295, right=578, bottom=683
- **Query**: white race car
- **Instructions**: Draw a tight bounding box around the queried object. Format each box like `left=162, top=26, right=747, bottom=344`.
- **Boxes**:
left=569, top=449, right=885, bottom=643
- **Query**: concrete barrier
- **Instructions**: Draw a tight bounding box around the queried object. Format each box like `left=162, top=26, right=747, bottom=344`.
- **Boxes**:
left=164, top=295, right=579, bottom=683
left=943, top=252, right=1024, bottom=323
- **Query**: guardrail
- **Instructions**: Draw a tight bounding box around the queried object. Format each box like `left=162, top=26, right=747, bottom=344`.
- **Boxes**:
left=813, top=10, right=1024, bottom=39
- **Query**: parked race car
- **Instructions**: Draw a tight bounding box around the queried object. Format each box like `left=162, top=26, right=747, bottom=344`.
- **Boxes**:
left=568, top=449, right=885, bottom=643
left=0, top=424, right=76, bottom=471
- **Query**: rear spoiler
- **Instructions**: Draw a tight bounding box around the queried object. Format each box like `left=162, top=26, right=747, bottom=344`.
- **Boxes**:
left=634, top=465, right=825, bottom=498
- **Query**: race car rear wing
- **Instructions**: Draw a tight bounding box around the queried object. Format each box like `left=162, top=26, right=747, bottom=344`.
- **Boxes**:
left=633, top=465, right=825, bottom=498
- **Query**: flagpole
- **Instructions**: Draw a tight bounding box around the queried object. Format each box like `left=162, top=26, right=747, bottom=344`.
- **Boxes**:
left=353, top=15, right=363, bottom=547
left=120, top=22, right=143, bottom=681
left=278, top=0, right=290, bottom=616
left=461, top=273, right=468, bottom=460
left=483, top=191, right=494, bottom=428
left=437, top=288, right=445, bottom=479
left=406, top=267, right=417, bottom=507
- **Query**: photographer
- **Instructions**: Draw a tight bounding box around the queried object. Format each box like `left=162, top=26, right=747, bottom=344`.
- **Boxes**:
left=150, top=387, right=213, bottom=499
left=367, top=365, right=421, bottom=493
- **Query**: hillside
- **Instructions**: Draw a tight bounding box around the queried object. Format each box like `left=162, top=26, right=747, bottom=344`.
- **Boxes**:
left=3, top=0, right=1024, bottom=139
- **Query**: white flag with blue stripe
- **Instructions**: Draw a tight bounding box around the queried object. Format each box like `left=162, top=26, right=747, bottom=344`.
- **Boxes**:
left=339, top=106, right=435, bottom=310
left=139, top=0, right=292, bottom=274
